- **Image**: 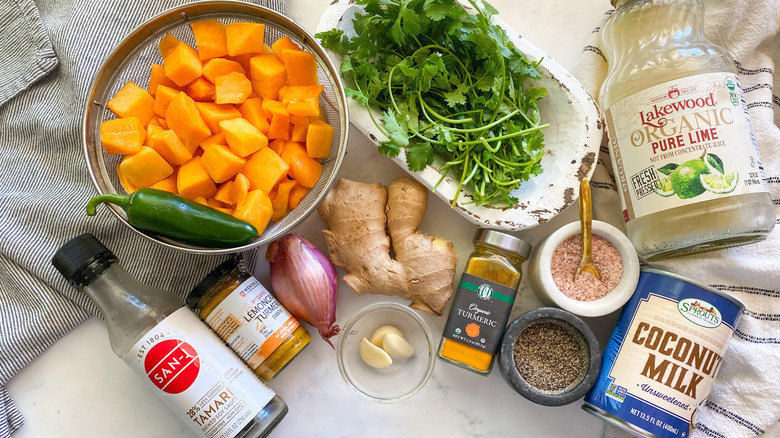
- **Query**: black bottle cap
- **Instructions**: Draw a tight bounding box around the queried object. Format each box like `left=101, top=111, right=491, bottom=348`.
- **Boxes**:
left=186, top=257, right=237, bottom=309
left=52, top=233, right=116, bottom=287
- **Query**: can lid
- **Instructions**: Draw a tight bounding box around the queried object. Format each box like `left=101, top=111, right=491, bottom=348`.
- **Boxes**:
left=185, top=257, right=236, bottom=309
left=52, top=233, right=116, bottom=287
left=474, top=229, right=532, bottom=258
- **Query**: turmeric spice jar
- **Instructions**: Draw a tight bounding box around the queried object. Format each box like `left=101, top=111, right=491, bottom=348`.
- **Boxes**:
left=187, top=257, right=311, bottom=381
left=438, top=229, right=531, bottom=375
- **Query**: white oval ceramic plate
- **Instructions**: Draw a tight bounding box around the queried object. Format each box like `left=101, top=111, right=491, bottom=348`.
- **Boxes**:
left=316, top=0, right=602, bottom=230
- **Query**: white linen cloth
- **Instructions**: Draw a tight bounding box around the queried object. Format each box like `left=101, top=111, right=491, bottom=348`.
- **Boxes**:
left=572, top=1, right=780, bottom=437
left=0, top=1, right=285, bottom=436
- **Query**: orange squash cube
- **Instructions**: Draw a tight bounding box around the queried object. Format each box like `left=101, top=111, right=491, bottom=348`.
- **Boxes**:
left=149, top=173, right=178, bottom=194
left=186, top=77, right=216, bottom=102
left=242, top=147, right=290, bottom=194
left=288, top=183, right=309, bottom=210
left=238, top=97, right=270, bottom=134
left=190, top=19, right=228, bottom=60
left=280, top=141, right=306, bottom=165
left=148, top=64, right=178, bottom=97
left=120, top=146, right=174, bottom=188
left=146, top=123, right=164, bottom=142
left=225, top=22, right=266, bottom=56
left=177, top=156, right=217, bottom=199
left=290, top=118, right=310, bottom=143
left=233, top=189, right=273, bottom=235
left=116, top=163, right=137, bottom=194
left=215, top=180, right=235, bottom=205
left=289, top=154, right=321, bottom=188
left=200, top=132, right=227, bottom=148
left=201, top=144, right=246, bottom=183
left=202, top=57, right=246, bottom=83
left=268, top=138, right=285, bottom=155
left=281, top=49, right=318, bottom=86
left=270, top=179, right=296, bottom=221
left=100, top=117, right=145, bottom=155
left=231, top=173, right=251, bottom=205
left=153, top=85, right=180, bottom=118
left=107, top=82, right=155, bottom=127
left=196, top=102, right=242, bottom=134
left=220, top=117, right=268, bottom=157
left=265, top=101, right=290, bottom=140
left=164, top=42, right=202, bottom=87
left=271, top=36, right=300, bottom=60
left=158, top=33, right=181, bottom=59
left=306, top=119, right=334, bottom=159
left=249, top=54, right=286, bottom=100
left=147, top=129, right=193, bottom=166
left=214, top=71, right=252, bottom=104
left=166, top=92, right=212, bottom=153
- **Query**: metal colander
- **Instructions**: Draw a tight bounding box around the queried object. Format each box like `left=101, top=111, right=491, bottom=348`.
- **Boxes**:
left=83, top=1, right=348, bottom=254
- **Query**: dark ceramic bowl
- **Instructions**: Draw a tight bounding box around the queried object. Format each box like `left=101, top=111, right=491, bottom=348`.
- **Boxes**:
left=498, top=307, right=600, bottom=406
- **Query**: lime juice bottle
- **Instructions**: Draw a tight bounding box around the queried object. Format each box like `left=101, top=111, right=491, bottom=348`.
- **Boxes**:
left=599, top=0, right=775, bottom=260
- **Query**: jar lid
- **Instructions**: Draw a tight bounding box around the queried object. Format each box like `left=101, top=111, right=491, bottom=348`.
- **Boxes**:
left=185, top=257, right=236, bottom=309
left=474, top=229, right=532, bottom=258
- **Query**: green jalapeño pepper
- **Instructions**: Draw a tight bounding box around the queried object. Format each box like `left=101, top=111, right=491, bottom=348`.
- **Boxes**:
left=86, top=188, right=258, bottom=248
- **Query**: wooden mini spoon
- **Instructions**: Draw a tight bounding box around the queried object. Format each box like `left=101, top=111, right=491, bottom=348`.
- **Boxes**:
left=575, top=178, right=601, bottom=281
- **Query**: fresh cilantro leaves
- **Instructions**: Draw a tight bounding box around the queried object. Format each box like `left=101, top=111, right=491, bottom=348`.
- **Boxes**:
left=317, top=0, right=548, bottom=206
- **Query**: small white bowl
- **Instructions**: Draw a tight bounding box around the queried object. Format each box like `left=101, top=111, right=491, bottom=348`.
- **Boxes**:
left=528, top=221, right=640, bottom=317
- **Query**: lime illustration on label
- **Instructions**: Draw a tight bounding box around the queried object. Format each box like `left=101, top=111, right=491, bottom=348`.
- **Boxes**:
left=654, top=150, right=738, bottom=198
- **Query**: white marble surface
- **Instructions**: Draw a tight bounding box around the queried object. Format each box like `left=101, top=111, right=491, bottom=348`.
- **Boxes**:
left=7, top=0, right=613, bottom=437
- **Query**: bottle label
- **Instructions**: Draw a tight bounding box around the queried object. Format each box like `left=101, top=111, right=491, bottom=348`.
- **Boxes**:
left=125, top=307, right=275, bottom=438
left=604, top=72, right=768, bottom=222
left=442, top=273, right=518, bottom=354
left=204, top=276, right=300, bottom=369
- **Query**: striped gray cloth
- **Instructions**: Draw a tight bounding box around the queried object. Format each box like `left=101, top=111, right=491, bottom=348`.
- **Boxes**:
left=0, top=0, right=286, bottom=436
left=572, top=1, right=780, bottom=437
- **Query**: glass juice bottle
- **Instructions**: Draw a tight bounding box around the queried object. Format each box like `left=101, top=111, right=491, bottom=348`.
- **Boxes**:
left=599, top=0, right=775, bottom=260
left=52, top=234, right=287, bottom=438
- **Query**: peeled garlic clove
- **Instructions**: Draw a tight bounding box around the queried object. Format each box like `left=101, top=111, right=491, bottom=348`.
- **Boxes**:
left=382, top=333, right=414, bottom=359
left=359, top=337, right=393, bottom=368
left=369, top=325, right=404, bottom=347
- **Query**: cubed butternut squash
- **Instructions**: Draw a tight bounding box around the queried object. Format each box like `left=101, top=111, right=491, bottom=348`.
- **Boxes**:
left=288, top=183, right=309, bottom=210
left=120, top=146, right=174, bottom=188
left=238, top=97, right=270, bottom=134
left=149, top=172, right=178, bottom=194
left=220, top=117, right=268, bottom=157
left=147, top=129, right=193, bottom=166
left=233, top=189, right=273, bottom=235
left=242, top=147, right=290, bottom=194
left=265, top=100, right=290, bottom=140
left=146, top=123, right=164, bottom=142
left=270, top=179, right=296, bottom=221
left=202, top=57, right=246, bottom=83
left=148, top=64, right=178, bottom=97
left=281, top=49, right=318, bottom=86
left=214, top=71, right=252, bottom=104
left=225, top=22, right=266, bottom=56
left=306, top=119, right=334, bottom=159
left=249, top=54, right=286, bottom=100
left=186, top=77, right=216, bottom=102
left=190, top=19, right=228, bottom=60
left=268, top=138, right=285, bottom=155
left=116, top=163, right=137, bottom=194
left=165, top=91, right=212, bottom=153
left=153, top=85, right=180, bottom=118
left=201, top=132, right=227, bottom=148
left=158, top=33, right=181, bottom=59
left=196, top=102, right=242, bottom=134
left=100, top=117, right=145, bottom=155
left=215, top=180, right=235, bottom=205
left=231, top=173, right=251, bottom=205
left=107, top=82, right=155, bottom=127
left=164, top=42, right=202, bottom=87
left=289, top=154, right=322, bottom=188
left=201, top=144, right=246, bottom=183
left=282, top=85, right=323, bottom=117
left=177, top=156, right=217, bottom=199
left=271, top=36, right=300, bottom=60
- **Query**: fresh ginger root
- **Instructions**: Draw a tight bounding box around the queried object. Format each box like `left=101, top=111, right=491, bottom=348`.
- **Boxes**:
left=318, top=177, right=457, bottom=315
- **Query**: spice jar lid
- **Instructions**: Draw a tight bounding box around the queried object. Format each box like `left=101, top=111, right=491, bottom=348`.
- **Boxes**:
left=185, top=257, right=237, bottom=309
left=474, top=229, right=532, bottom=258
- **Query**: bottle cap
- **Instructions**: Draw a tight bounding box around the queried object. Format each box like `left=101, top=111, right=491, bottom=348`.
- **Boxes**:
left=474, top=229, right=532, bottom=259
left=186, top=257, right=237, bottom=309
left=52, top=233, right=116, bottom=287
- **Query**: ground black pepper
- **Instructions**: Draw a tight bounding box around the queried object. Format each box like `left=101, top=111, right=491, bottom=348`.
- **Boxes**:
left=512, top=320, right=588, bottom=393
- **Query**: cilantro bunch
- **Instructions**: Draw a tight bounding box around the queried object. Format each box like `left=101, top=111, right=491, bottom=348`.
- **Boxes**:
left=317, top=0, right=548, bottom=206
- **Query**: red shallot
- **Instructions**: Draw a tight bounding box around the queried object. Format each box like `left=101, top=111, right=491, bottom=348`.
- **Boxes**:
left=266, top=233, right=340, bottom=347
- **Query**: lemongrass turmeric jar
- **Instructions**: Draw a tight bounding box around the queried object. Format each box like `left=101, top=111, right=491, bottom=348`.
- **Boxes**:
left=187, top=257, right=311, bottom=381
left=600, top=0, right=775, bottom=261
left=438, top=229, right=531, bottom=375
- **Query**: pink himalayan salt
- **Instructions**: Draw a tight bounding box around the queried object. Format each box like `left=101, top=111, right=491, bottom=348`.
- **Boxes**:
left=551, top=234, right=623, bottom=301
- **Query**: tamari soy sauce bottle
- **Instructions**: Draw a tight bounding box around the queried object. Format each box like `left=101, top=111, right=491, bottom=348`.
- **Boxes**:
left=52, top=233, right=287, bottom=438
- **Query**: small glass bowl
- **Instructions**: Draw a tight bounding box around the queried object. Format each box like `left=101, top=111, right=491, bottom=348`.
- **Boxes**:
left=336, top=302, right=436, bottom=403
